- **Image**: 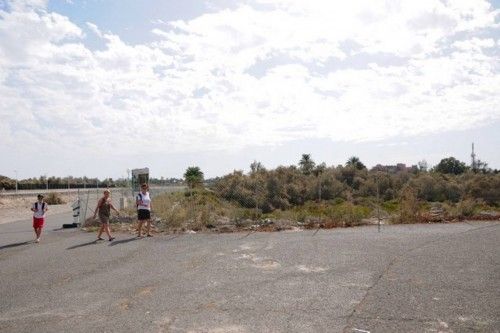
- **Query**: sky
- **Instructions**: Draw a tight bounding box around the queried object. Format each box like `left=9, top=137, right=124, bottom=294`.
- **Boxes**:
left=0, top=0, right=499, bottom=180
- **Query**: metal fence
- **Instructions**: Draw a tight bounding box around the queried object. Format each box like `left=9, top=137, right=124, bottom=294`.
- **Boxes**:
left=76, top=186, right=185, bottom=226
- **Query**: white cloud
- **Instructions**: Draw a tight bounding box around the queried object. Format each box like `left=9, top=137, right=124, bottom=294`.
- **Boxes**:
left=86, top=22, right=102, bottom=38
left=0, top=0, right=499, bottom=164
left=453, top=37, right=496, bottom=51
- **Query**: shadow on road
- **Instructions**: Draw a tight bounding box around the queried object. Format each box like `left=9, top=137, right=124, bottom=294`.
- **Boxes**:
left=109, top=234, right=183, bottom=246
left=0, top=241, right=31, bottom=250
left=67, top=240, right=98, bottom=250
left=109, top=237, right=140, bottom=246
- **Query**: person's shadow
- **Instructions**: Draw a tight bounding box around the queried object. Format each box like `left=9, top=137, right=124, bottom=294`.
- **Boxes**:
left=0, top=241, right=31, bottom=250
left=66, top=240, right=98, bottom=250
left=108, top=234, right=180, bottom=246
left=108, top=237, right=140, bottom=247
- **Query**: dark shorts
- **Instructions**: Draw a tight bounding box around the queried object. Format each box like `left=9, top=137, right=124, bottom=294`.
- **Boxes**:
left=137, top=209, right=151, bottom=221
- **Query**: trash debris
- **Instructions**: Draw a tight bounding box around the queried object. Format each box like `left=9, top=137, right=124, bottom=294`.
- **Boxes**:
left=352, top=328, right=370, bottom=333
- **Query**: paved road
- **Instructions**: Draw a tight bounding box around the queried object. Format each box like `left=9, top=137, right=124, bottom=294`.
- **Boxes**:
left=0, top=213, right=498, bottom=333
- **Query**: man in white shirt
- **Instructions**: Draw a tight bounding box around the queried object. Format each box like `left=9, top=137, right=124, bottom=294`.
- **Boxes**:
left=31, top=194, right=48, bottom=243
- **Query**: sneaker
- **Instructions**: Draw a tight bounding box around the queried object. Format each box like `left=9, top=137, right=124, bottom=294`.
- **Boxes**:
left=109, top=237, right=115, bottom=242
left=35, top=238, right=40, bottom=243
left=97, top=237, right=104, bottom=241
left=146, top=234, right=153, bottom=237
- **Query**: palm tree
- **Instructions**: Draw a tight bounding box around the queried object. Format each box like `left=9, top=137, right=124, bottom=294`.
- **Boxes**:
left=184, top=166, right=204, bottom=189
left=299, top=154, right=315, bottom=175
left=346, top=156, right=366, bottom=170
left=250, top=160, right=266, bottom=174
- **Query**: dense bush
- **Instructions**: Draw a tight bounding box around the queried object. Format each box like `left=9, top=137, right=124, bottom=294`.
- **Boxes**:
left=396, top=186, right=421, bottom=224
left=211, top=157, right=499, bottom=227
left=410, top=174, right=463, bottom=202
left=45, top=192, right=65, bottom=205
left=465, top=174, right=500, bottom=205
left=147, top=156, right=500, bottom=231
left=153, top=189, right=237, bottom=231
left=0, top=176, right=15, bottom=190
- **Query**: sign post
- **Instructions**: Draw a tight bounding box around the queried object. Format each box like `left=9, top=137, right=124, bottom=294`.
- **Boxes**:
left=72, top=198, right=80, bottom=225
left=131, top=167, right=149, bottom=196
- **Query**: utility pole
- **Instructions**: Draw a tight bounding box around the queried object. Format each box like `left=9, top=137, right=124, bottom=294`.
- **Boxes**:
left=376, top=173, right=381, bottom=233
left=127, top=169, right=131, bottom=197
left=471, top=142, right=476, bottom=172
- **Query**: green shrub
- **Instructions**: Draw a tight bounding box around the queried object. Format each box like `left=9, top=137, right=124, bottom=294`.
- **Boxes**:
left=332, top=197, right=345, bottom=205
left=45, top=192, right=65, bottom=205
left=382, top=199, right=399, bottom=213
left=453, top=199, right=477, bottom=217
left=395, top=186, right=420, bottom=224
left=327, top=202, right=371, bottom=227
left=465, top=174, right=500, bottom=206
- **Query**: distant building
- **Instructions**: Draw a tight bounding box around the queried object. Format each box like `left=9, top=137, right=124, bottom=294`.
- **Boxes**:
left=371, top=163, right=418, bottom=173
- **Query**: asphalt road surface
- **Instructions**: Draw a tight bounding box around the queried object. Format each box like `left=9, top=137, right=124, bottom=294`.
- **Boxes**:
left=0, top=212, right=498, bottom=333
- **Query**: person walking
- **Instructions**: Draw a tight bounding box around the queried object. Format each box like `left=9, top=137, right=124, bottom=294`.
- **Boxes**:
left=136, top=183, right=153, bottom=238
left=31, top=194, right=48, bottom=243
left=93, top=189, right=119, bottom=241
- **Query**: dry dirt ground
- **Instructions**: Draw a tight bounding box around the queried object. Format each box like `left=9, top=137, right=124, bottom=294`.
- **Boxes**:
left=0, top=195, right=74, bottom=225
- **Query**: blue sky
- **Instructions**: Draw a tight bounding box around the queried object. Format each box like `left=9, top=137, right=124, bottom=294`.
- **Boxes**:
left=0, top=0, right=499, bottom=179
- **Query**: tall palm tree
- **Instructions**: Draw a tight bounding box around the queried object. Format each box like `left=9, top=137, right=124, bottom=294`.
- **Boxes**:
left=250, top=160, right=266, bottom=174
left=346, top=156, right=366, bottom=170
left=184, top=166, right=204, bottom=189
left=299, top=154, right=315, bottom=175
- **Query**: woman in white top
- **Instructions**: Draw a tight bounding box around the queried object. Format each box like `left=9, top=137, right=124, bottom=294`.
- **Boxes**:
left=136, top=183, right=153, bottom=237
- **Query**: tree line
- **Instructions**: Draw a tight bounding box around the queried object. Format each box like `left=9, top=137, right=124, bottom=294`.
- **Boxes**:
left=0, top=175, right=184, bottom=191
left=210, top=155, right=500, bottom=213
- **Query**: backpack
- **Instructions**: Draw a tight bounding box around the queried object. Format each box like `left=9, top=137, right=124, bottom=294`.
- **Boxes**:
left=136, top=193, right=150, bottom=206
left=35, top=202, right=46, bottom=210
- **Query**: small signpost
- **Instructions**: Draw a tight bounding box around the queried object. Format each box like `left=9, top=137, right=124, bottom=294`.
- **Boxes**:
left=72, top=198, right=80, bottom=225
left=131, top=167, right=149, bottom=196
left=63, top=198, right=81, bottom=228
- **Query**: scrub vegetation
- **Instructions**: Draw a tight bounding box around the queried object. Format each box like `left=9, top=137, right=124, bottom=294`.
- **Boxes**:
left=150, top=155, right=500, bottom=232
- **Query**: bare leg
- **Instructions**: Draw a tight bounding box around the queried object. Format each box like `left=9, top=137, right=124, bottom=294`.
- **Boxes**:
left=97, top=224, right=104, bottom=239
left=35, top=228, right=42, bottom=242
left=104, top=223, right=113, bottom=240
left=146, top=220, right=152, bottom=236
left=137, top=221, right=144, bottom=237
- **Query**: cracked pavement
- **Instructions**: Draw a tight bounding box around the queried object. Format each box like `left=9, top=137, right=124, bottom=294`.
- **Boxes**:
left=0, top=212, right=499, bottom=332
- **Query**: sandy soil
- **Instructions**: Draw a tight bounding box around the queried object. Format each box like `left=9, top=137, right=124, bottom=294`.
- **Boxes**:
left=0, top=194, right=75, bottom=225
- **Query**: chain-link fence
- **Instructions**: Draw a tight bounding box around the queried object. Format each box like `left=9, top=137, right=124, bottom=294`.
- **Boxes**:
left=76, top=186, right=185, bottom=227
left=144, top=172, right=383, bottom=233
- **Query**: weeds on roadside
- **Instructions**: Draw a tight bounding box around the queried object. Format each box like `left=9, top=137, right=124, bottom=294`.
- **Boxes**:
left=45, top=192, right=65, bottom=205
